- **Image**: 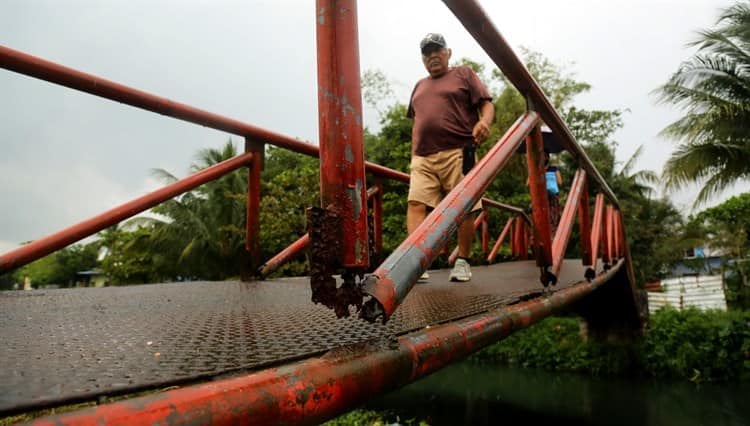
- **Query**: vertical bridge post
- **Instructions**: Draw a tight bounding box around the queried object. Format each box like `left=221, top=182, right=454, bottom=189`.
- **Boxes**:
left=524, top=123, right=554, bottom=285
left=245, top=138, right=264, bottom=280
left=312, top=0, right=369, bottom=317
left=315, top=0, right=368, bottom=268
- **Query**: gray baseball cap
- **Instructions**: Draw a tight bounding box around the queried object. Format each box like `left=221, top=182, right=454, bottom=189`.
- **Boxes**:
left=420, top=33, right=447, bottom=53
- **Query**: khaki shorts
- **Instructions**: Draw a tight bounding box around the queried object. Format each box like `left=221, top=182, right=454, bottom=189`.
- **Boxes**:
left=408, top=147, right=482, bottom=212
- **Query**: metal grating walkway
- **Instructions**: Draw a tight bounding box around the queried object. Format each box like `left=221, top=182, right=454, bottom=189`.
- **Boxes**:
left=0, top=260, right=591, bottom=415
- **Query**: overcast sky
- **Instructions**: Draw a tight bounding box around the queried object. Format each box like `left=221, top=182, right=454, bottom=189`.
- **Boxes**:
left=1, top=0, right=742, bottom=255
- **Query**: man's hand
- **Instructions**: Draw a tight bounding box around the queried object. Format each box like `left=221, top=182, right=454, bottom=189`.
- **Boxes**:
left=472, top=120, right=490, bottom=144
left=473, top=100, right=495, bottom=144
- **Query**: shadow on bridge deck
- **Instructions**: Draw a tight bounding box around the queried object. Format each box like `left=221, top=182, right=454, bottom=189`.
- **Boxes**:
left=0, top=259, right=596, bottom=416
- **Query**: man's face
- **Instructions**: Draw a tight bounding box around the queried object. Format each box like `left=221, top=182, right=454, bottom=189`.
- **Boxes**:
left=421, top=44, right=451, bottom=77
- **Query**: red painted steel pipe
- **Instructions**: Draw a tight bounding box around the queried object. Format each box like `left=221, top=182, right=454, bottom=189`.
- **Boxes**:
left=316, top=0, right=369, bottom=268
left=601, top=203, right=611, bottom=266
left=0, top=45, right=404, bottom=183
left=367, top=164, right=409, bottom=183
left=448, top=210, right=488, bottom=265
left=589, top=193, right=605, bottom=276
left=606, top=205, right=615, bottom=263
left=578, top=179, right=592, bottom=267
left=0, top=152, right=254, bottom=273
left=551, top=169, right=586, bottom=278
left=487, top=217, right=513, bottom=263
left=258, top=234, right=310, bottom=278
left=361, top=112, right=539, bottom=322
left=614, top=209, right=622, bottom=260
left=440, top=0, right=619, bottom=209
left=29, top=261, right=624, bottom=426
left=512, top=216, right=522, bottom=258
left=481, top=214, right=489, bottom=258
left=525, top=125, right=553, bottom=267
left=245, top=139, right=264, bottom=276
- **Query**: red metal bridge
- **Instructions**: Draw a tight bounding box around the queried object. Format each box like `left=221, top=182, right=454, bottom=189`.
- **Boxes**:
left=0, top=1, right=645, bottom=424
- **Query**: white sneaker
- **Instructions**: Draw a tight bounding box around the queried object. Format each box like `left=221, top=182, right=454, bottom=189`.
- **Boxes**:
left=450, top=258, right=472, bottom=282
left=419, top=271, right=430, bottom=281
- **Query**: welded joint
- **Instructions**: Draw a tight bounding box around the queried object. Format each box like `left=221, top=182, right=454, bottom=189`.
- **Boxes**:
left=525, top=94, right=537, bottom=113
left=245, top=139, right=266, bottom=169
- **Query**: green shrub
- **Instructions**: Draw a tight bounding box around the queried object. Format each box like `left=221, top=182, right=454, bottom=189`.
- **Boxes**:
left=324, top=409, right=429, bottom=426
left=473, top=308, right=750, bottom=382
left=639, top=307, right=750, bottom=381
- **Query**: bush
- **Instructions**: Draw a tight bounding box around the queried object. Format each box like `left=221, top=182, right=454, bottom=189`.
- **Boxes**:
left=473, top=308, right=750, bottom=382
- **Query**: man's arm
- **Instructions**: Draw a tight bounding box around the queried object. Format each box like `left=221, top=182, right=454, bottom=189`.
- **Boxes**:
left=472, top=99, right=495, bottom=144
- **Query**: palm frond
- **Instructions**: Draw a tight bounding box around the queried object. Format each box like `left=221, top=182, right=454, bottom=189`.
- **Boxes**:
left=150, top=168, right=179, bottom=184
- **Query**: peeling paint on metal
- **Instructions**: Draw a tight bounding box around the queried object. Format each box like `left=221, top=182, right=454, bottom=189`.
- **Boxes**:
left=318, top=7, right=325, bottom=24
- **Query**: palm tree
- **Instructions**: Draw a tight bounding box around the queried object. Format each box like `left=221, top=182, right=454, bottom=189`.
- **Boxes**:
left=130, top=140, right=248, bottom=280
left=654, top=2, right=750, bottom=205
left=612, top=145, right=659, bottom=200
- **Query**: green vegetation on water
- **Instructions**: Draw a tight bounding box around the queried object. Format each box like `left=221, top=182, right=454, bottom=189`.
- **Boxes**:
left=324, top=409, right=428, bottom=426
left=472, top=307, right=750, bottom=383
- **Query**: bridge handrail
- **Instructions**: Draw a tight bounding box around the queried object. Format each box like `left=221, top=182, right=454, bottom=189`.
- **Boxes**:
left=0, top=44, right=528, bottom=275
left=0, top=152, right=254, bottom=273
left=442, top=0, right=620, bottom=209
left=0, top=45, right=408, bottom=183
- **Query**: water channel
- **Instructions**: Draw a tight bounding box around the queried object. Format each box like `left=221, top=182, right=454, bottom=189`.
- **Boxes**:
left=363, top=361, right=750, bottom=425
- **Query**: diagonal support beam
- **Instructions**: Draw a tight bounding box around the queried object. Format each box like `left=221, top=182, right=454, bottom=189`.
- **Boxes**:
left=551, top=168, right=586, bottom=279
left=361, top=112, right=539, bottom=322
left=487, top=217, right=514, bottom=263
left=589, top=193, right=605, bottom=278
left=439, top=0, right=619, bottom=209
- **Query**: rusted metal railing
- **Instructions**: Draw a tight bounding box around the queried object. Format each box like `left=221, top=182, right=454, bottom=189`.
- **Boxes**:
left=487, top=217, right=514, bottom=263
left=0, top=152, right=255, bottom=273
left=361, top=112, right=540, bottom=322
left=0, top=45, right=406, bottom=275
left=0, top=0, right=643, bottom=422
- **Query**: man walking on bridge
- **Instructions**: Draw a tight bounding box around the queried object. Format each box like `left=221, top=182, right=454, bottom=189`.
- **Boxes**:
left=407, top=33, right=495, bottom=282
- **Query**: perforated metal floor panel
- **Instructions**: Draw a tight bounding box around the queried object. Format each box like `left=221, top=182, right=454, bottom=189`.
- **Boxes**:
left=0, top=260, right=589, bottom=415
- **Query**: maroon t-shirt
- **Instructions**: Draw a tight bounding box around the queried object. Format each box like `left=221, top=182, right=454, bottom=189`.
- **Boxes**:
left=407, top=66, right=492, bottom=156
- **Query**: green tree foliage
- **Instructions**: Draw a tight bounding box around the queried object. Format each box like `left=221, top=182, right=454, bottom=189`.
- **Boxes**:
left=97, top=225, right=173, bottom=284
left=363, top=104, right=412, bottom=253
left=93, top=140, right=321, bottom=283
left=259, top=146, right=321, bottom=276
left=123, top=141, right=250, bottom=281
left=655, top=2, right=750, bottom=205
left=605, top=147, right=685, bottom=284
left=9, top=243, right=98, bottom=288
left=690, top=192, right=750, bottom=308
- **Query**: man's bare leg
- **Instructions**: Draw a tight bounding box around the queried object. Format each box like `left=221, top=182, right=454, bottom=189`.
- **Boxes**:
left=457, top=215, right=474, bottom=258
left=407, top=201, right=427, bottom=235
